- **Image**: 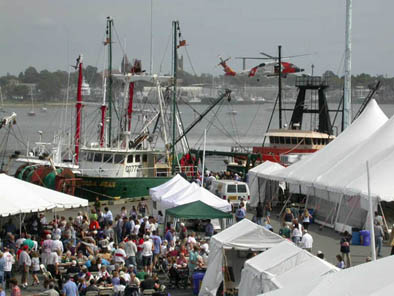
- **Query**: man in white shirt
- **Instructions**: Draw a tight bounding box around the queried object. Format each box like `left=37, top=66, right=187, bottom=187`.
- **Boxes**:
left=18, top=245, right=31, bottom=287
left=125, top=235, right=137, bottom=267
left=103, top=207, right=113, bottom=225
left=301, top=230, right=313, bottom=252
left=52, top=235, right=64, bottom=254
left=3, top=247, right=14, bottom=288
left=141, top=235, right=153, bottom=273
left=114, top=244, right=127, bottom=265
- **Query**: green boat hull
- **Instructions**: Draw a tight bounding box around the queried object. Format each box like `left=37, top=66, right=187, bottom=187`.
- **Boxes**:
left=75, top=176, right=171, bottom=202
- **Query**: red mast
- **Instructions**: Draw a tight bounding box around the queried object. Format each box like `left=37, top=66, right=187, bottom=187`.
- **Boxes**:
left=127, top=82, right=134, bottom=131
left=75, top=55, right=83, bottom=164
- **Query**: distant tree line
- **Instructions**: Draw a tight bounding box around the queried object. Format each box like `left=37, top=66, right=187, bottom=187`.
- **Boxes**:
left=1, top=65, right=393, bottom=102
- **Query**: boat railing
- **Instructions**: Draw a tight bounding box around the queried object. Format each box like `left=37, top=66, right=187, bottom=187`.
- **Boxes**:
left=78, top=165, right=199, bottom=178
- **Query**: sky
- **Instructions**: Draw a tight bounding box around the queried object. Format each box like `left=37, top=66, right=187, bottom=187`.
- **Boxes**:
left=1, top=0, right=393, bottom=77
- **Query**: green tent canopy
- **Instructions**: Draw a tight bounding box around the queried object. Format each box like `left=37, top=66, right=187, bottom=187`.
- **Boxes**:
left=166, top=200, right=232, bottom=219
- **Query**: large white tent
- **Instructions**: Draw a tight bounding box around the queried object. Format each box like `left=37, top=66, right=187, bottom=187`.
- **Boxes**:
left=159, top=182, right=232, bottom=212
left=199, top=219, right=284, bottom=296
left=250, top=100, right=391, bottom=229
left=0, top=173, right=88, bottom=217
left=149, top=174, right=190, bottom=202
left=238, top=240, right=338, bottom=296
left=262, top=255, right=394, bottom=296
left=248, top=161, right=285, bottom=207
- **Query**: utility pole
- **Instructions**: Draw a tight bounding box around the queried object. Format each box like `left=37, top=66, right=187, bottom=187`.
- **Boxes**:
left=344, top=0, right=352, bottom=128
left=171, top=20, right=178, bottom=174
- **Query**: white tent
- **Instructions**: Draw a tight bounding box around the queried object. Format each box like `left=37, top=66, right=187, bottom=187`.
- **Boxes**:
left=248, top=161, right=285, bottom=207
left=262, top=254, right=394, bottom=296
left=199, top=219, right=284, bottom=296
left=238, top=240, right=338, bottom=296
left=149, top=174, right=190, bottom=202
left=0, top=173, right=88, bottom=217
left=160, top=182, right=231, bottom=212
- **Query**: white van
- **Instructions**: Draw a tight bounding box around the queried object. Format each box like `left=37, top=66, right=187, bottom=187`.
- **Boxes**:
left=209, top=180, right=250, bottom=207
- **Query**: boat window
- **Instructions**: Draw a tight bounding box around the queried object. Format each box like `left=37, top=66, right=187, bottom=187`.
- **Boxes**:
left=103, top=154, right=113, bottom=163
left=227, top=184, right=237, bottom=193
left=237, top=184, right=247, bottom=193
left=127, top=155, right=134, bottom=163
left=142, top=154, right=148, bottom=162
left=114, top=154, right=125, bottom=164
left=86, top=152, right=94, bottom=162
left=135, top=155, right=141, bottom=162
left=94, top=153, right=103, bottom=162
left=291, top=137, right=297, bottom=144
left=305, top=138, right=312, bottom=145
left=269, top=136, right=274, bottom=144
left=279, top=137, right=285, bottom=144
left=285, top=137, right=291, bottom=144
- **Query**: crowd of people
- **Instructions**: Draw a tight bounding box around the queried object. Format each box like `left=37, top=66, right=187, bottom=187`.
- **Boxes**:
left=0, top=200, right=211, bottom=296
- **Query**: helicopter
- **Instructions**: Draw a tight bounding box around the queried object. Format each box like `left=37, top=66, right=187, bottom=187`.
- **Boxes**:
left=218, top=51, right=306, bottom=78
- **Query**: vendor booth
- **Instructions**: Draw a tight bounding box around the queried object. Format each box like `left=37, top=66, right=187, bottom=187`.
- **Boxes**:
left=199, top=219, right=284, bottom=296
left=238, top=240, right=338, bottom=296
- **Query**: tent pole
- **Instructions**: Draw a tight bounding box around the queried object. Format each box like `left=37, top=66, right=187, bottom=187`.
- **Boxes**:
left=278, top=192, right=292, bottom=218
left=378, top=201, right=389, bottom=233
left=334, top=194, right=344, bottom=228
left=366, top=161, right=376, bottom=261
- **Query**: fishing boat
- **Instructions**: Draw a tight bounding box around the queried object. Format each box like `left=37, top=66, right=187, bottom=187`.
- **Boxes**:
left=252, top=75, right=336, bottom=166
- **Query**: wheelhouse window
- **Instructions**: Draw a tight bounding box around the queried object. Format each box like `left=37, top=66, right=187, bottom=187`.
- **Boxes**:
left=94, top=153, right=103, bottom=162
left=114, top=154, right=125, bottom=164
left=305, top=138, right=312, bottom=145
left=127, top=155, right=134, bottom=163
left=135, top=155, right=141, bottom=162
left=142, top=154, right=148, bottom=162
left=103, top=154, right=113, bottom=163
left=285, top=137, right=291, bottom=144
left=86, top=152, right=94, bottom=161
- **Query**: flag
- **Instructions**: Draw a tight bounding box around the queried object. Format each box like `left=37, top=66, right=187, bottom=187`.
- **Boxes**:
left=177, top=40, right=186, bottom=48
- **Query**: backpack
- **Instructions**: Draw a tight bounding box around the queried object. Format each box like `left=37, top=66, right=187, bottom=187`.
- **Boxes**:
left=236, top=208, right=245, bottom=219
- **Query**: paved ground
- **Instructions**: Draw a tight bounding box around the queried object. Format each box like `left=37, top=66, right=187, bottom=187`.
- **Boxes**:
left=18, top=199, right=391, bottom=295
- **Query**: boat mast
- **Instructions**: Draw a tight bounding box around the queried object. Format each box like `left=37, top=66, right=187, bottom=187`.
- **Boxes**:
left=278, top=45, right=282, bottom=129
left=344, top=0, right=352, bottom=128
left=106, top=16, right=114, bottom=147
left=171, top=20, right=178, bottom=174
left=75, top=54, right=83, bottom=164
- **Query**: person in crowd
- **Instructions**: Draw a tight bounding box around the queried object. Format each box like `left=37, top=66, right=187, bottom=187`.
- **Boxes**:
left=141, top=235, right=153, bottom=274
left=301, top=229, right=313, bottom=252
left=301, top=209, right=312, bottom=230
left=179, top=223, right=188, bottom=241
left=291, top=220, right=302, bottom=246
left=374, top=221, right=385, bottom=257
left=316, top=250, right=325, bottom=260
left=62, top=274, right=78, bottom=296
left=18, top=245, right=31, bottom=288
left=3, top=247, right=14, bottom=289
left=10, top=278, right=21, bottom=296
left=255, top=202, right=264, bottom=225
left=124, top=234, right=137, bottom=267
left=340, top=231, right=352, bottom=268
left=262, top=218, right=273, bottom=231
left=282, top=208, right=294, bottom=227
left=235, top=203, right=246, bottom=222
left=188, top=245, right=199, bottom=288
left=336, top=254, right=345, bottom=269
left=205, top=220, right=214, bottom=237
left=279, top=222, right=291, bottom=239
